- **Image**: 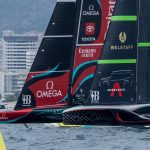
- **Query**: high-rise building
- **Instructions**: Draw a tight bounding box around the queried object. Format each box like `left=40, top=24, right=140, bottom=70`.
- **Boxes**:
left=2, top=30, right=38, bottom=70
left=26, top=50, right=37, bottom=70
left=0, top=71, right=4, bottom=98
left=1, top=31, right=41, bottom=98
left=0, top=70, right=28, bottom=99
left=0, top=39, right=2, bottom=70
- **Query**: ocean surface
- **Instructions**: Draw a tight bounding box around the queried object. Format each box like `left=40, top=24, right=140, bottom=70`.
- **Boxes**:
left=1, top=124, right=150, bottom=150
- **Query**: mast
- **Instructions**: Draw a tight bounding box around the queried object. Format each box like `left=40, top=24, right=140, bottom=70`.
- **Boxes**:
left=68, top=0, right=82, bottom=106
left=89, top=0, right=138, bottom=105
left=15, top=0, right=76, bottom=110
left=137, top=0, right=150, bottom=104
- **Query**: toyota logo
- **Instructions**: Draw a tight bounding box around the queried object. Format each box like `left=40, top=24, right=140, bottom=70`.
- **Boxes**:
left=86, top=25, right=94, bottom=33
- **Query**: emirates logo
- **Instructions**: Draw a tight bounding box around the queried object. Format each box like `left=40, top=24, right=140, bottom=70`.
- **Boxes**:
left=119, top=32, right=127, bottom=43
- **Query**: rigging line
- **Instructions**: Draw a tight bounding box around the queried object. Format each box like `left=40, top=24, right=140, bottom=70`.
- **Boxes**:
left=68, top=0, right=84, bottom=105
left=136, top=0, right=141, bottom=103
left=76, top=0, right=83, bottom=45
left=43, top=35, right=73, bottom=38
left=76, top=43, right=104, bottom=46
left=72, top=0, right=84, bottom=76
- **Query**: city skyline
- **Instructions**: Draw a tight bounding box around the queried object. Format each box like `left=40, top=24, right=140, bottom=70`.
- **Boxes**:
left=0, top=30, right=42, bottom=100
left=0, top=0, right=57, bottom=101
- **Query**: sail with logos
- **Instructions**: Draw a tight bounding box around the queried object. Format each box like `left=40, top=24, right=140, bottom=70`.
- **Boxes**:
left=15, top=0, right=76, bottom=110
left=0, top=0, right=76, bottom=123
left=89, top=0, right=138, bottom=104
left=63, top=0, right=150, bottom=125
left=69, top=0, right=116, bottom=105
left=0, top=0, right=116, bottom=123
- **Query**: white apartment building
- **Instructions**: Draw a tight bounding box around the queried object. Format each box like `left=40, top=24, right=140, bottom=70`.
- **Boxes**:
left=0, top=40, right=2, bottom=70
left=0, top=70, right=28, bottom=98
left=26, top=50, right=37, bottom=70
left=1, top=31, right=41, bottom=98
left=2, top=31, right=39, bottom=70
left=0, top=71, right=4, bottom=98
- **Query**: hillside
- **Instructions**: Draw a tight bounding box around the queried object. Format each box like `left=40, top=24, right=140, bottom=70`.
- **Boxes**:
left=0, top=0, right=56, bottom=36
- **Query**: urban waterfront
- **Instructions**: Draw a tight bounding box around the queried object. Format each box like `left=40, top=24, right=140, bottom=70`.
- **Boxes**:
left=0, top=0, right=55, bottom=101
left=1, top=124, right=150, bottom=150
left=0, top=1, right=150, bottom=150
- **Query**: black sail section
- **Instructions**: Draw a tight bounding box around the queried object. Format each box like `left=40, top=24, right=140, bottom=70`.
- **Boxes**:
left=15, top=1, right=76, bottom=110
left=89, top=0, right=138, bottom=105
left=137, top=0, right=150, bottom=104
left=31, top=1, right=75, bottom=72
left=69, top=0, right=103, bottom=105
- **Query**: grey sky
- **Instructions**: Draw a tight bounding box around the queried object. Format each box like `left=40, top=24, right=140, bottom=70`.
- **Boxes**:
left=0, top=0, right=56, bottom=36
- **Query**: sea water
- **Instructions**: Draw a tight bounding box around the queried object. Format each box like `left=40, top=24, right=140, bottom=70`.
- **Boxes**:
left=0, top=124, right=150, bottom=150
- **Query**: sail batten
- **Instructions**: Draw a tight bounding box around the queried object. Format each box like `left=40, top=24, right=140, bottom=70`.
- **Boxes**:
left=138, top=42, right=150, bottom=47
left=111, top=16, right=137, bottom=21
left=98, top=59, right=137, bottom=64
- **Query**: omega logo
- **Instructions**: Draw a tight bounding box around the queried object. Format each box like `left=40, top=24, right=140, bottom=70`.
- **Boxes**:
left=46, top=81, right=54, bottom=90
left=89, top=5, right=94, bottom=11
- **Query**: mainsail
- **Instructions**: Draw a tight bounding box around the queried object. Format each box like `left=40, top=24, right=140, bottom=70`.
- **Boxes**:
left=89, top=0, right=138, bottom=104
left=69, top=0, right=116, bottom=105
left=15, top=0, right=76, bottom=110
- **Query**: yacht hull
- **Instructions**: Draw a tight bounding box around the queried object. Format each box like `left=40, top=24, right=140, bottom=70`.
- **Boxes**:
left=63, top=104, right=150, bottom=125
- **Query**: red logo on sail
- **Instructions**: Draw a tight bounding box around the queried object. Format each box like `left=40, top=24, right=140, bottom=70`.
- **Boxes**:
left=110, top=82, right=123, bottom=97
left=85, top=23, right=95, bottom=35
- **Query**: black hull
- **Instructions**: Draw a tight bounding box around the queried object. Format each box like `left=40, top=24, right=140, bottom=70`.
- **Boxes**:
left=63, top=105, right=150, bottom=125
left=13, top=109, right=64, bottom=123
left=0, top=107, right=67, bottom=124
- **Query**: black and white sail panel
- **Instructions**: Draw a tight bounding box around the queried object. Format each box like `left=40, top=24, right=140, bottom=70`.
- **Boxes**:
left=15, top=0, right=76, bottom=110
left=70, top=0, right=116, bottom=105
left=90, top=0, right=138, bottom=104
